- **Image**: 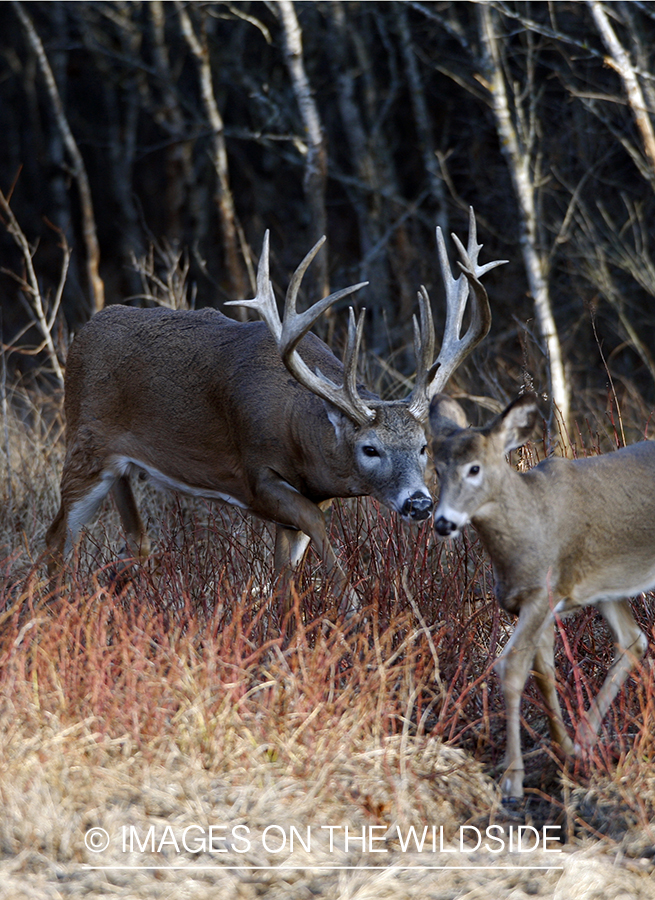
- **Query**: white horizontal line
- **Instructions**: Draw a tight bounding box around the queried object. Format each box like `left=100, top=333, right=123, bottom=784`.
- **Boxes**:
left=83, top=865, right=564, bottom=871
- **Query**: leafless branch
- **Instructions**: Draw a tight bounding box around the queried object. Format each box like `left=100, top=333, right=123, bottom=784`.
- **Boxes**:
left=12, top=0, right=104, bottom=315
left=0, top=189, right=66, bottom=386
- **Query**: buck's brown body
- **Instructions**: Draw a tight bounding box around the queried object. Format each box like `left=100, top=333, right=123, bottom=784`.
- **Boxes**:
left=48, top=304, right=430, bottom=559
left=47, top=214, right=504, bottom=597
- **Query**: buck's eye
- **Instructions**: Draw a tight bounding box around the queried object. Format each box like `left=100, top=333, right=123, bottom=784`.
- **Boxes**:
left=420, top=444, right=428, bottom=456
left=362, top=445, right=380, bottom=458
left=467, top=464, right=481, bottom=478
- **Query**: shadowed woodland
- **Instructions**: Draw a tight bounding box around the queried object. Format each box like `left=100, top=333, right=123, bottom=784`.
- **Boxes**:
left=3, top=6, right=655, bottom=896
left=2, top=0, right=655, bottom=439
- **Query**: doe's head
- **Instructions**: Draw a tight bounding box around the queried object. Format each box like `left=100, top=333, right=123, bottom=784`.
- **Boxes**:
left=428, top=393, right=541, bottom=539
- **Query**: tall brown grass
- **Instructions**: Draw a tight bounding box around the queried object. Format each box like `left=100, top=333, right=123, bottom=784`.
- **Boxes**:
left=1, top=382, right=655, bottom=894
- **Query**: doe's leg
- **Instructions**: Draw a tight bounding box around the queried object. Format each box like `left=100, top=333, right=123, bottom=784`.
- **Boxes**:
left=576, top=598, right=647, bottom=750
left=533, top=623, right=574, bottom=755
left=494, top=594, right=554, bottom=801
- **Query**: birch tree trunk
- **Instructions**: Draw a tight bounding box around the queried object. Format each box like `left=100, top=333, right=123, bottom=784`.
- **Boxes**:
left=277, top=0, right=329, bottom=299
left=588, top=0, right=655, bottom=180
left=478, top=4, right=570, bottom=436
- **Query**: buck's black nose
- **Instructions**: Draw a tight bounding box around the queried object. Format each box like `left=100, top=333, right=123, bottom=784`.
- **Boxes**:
left=434, top=516, right=457, bottom=536
left=402, top=492, right=433, bottom=520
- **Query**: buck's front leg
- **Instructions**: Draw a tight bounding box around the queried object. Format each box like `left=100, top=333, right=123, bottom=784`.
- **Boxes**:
left=274, top=500, right=334, bottom=575
left=494, top=593, right=554, bottom=801
left=255, top=471, right=349, bottom=601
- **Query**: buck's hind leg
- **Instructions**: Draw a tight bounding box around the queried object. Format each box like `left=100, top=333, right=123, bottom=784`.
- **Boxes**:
left=46, top=468, right=117, bottom=576
left=111, top=475, right=151, bottom=561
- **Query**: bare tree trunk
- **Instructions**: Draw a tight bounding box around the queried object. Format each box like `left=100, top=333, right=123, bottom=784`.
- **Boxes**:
left=396, top=2, right=448, bottom=238
left=277, top=0, right=328, bottom=299
left=327, top=2, right=393, bottom=350
left=175, top=1, right=247, bottom=302
left=149, top=0, right=194, bottom=244
left=588, top=0, right=655, bottom=180
left=47, top=2, right=85, bottom=316
left=12, top=0, right=104, bottom=315
left=478, top=4, right=570, bottom=436
left=98, top=5, right=145, bottom=298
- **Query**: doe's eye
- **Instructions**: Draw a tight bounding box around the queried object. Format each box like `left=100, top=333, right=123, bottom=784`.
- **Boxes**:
left=420, top=444, right=428, bottom=455
left=467, top=464, right=481, bottom=477
left=362, top=445, right=380, bottom=458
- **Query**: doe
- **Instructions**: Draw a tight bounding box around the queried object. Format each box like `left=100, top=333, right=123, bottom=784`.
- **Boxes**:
left=429, top=392, right=654, bottom=801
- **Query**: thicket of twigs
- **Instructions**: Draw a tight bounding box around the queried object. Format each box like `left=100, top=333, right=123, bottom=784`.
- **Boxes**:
left=1, top=381, right=655, bottom=897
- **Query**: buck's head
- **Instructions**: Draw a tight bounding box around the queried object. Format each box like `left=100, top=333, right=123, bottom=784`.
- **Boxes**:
left=228, top=213, right=506, bottom=525
left=325, top=399, right=432, bottom=520
left=429, top=393, right=541, bottom=539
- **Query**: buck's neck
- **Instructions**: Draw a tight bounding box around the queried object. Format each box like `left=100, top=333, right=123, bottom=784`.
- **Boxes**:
left=280, top=396, right=361, bottom=500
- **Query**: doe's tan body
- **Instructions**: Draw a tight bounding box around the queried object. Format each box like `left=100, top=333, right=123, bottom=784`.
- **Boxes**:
left=430, top=393, right=654, bottom=801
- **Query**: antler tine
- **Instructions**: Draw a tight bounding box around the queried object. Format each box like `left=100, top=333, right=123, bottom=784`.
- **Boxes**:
left=407, top=286, right=436, bottom=420
left=464, top=204, right=482, bottom=267
left=225, top=230, right=283, bottom=340
left=407, top=209, right=507, bottom=419
left=287, top=302, right=375, bottom=427
left=311, top=307, right=375, bottom=425
left=433, top=211, right=507, bottom=398
left=342, top=306, right=371, bottom=416
left=450, top=227, right=506, bottom=365
left=229, top=231, right=374, bottom=426
left=279, top=236, right=367, bottom=360
left=436, top=224, right=468, bottom=341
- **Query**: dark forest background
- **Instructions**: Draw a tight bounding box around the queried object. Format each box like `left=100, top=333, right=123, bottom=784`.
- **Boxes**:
left=2, top=1, right=655, bottom=433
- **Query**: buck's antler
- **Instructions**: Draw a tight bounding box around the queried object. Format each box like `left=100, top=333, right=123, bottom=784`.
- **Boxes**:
left=228, top=232, right=374, bottom=426
left=406, top=207, right=507, bottom=422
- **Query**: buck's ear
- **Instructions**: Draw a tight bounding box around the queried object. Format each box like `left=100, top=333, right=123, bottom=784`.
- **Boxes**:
left=324, top=400, right=347, bottom=441
left=489, top=393, right=541, bottom=454
left=428, top=394, right=469, bottom=439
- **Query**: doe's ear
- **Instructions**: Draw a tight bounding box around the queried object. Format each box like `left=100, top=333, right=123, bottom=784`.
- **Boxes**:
left=489, top=393, right=541, bottom=454
left=428, top=394, right=469, bottom=439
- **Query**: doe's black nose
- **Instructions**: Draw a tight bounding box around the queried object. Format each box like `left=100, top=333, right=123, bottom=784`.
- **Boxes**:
left=402, top=492, right=433, bottom=520
left=434, top=516, right=457, bottom=536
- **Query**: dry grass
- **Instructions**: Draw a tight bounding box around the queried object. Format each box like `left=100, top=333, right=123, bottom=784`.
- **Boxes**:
left=1, top=385, right=655, bottom=898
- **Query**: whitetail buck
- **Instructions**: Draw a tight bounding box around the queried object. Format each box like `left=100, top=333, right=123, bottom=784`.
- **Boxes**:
left=46, top=209, right=504, bottom=603
left=429, top=392, right=654, bottom=801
